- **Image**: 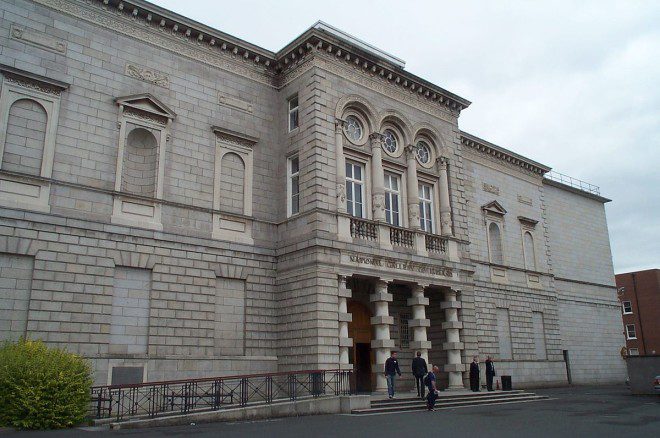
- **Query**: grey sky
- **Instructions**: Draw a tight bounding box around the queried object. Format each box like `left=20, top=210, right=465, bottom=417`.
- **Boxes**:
left=154, top=0, right=659, bottom=274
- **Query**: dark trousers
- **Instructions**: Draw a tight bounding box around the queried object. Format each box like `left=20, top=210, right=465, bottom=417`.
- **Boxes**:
left=486, top=374, right=494, bottom=391
left=415, top=376, right=426, bottom=398
left=470, top=376, right=480, bottom=392
left=426, top=390, right=438, bottom=410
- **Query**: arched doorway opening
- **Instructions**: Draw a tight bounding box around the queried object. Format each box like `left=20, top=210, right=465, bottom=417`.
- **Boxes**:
left=348, top=300, right=372, bottom=392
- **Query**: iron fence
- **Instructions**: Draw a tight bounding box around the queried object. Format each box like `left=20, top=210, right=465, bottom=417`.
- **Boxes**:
left=90, top=369, right=353, bottom=422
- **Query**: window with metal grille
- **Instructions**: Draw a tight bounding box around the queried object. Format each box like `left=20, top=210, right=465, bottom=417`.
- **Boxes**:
left=399, top=312, right=411, bottom=348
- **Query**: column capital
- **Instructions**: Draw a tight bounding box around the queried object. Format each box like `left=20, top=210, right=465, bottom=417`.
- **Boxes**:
left=369, top=132, right=385, bottom=148
left=334, top=118, right=346, bottom=133
left=405, top=143, right=417, bottom=160
left=436, top=156, right=449, bottom=168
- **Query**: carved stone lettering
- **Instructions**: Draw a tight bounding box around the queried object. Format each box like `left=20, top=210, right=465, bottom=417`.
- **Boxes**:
left=218, top=94, right=253, bottom=113
left=517, top=195, right=533, bottom=206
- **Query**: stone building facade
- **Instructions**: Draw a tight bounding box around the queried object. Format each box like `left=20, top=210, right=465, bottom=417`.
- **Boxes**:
left=0, top=0, right=626, bottom=388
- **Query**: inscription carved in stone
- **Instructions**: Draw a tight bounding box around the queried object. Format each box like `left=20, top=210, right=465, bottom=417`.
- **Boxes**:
left=482, top=183, right=500, bottom=195
left=517, top=195, right=533, bottom=206
left=218, top=94, right=253, bottom=113
left=125, top=63, right=170, bottom=88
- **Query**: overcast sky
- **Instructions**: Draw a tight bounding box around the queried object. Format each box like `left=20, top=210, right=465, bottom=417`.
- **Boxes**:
left=154, top=0, right=659, bottom=274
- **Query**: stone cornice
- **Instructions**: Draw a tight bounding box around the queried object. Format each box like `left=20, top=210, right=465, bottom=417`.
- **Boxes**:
left=31, top=0, right=470, bottom=114
left=460, top=131, right=551, bottom=176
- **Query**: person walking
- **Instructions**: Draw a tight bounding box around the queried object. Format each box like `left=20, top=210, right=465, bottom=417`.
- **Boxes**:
left=411, top=351, right=428, bottom=399
left=485, top=355, right=496, bottom=391
left=425, top=365, right=440, bottom=411
left=469, top=356, right=480, bottom=392
left=384, top=351, right=401, bottom=399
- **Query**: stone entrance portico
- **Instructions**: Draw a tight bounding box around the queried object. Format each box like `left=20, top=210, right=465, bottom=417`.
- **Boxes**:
left=338, top=274, right=467, bottom=392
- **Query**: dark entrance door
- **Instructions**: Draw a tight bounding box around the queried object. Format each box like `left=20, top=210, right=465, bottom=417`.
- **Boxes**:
left=355, top=343, right=372, bottom=393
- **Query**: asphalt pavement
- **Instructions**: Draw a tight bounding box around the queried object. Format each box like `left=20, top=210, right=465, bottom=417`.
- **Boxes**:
left=3, top=385, right=659, bottom=437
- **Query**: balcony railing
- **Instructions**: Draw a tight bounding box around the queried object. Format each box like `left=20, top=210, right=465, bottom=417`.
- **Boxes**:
left=350, top=217, right=377, bottom=241
left=425, top=234, right=448, bottom=253
left=390, top=227, right=414, bottom=248
left=90, top=369, right=353, bottom=422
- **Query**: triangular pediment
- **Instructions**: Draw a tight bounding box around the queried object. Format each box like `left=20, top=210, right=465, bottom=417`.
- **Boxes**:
left=115, top=93, right=176, bottom=119
left=482, top=200, right=507, bottom=216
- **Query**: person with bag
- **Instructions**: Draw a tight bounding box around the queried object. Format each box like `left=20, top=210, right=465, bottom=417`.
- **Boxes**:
left=425, top=365, right=440, bottom=411
left=485, top=356, right=496, bottom=391
left=411, top=351, right=428, bottom=399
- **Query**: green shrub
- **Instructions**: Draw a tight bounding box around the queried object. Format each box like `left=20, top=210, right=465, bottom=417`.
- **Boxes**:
left=0, top=338, right=92, bottom=430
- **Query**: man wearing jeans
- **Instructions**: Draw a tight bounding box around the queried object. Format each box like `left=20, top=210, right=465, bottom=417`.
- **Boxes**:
left=384, top=351, right=401, bottom=399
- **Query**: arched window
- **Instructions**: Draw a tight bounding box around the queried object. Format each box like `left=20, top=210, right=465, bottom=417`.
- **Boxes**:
left=122, top=127, right=158, bottom=198
left=3, top=99, right=47, bottom=176
left=488, top=222, right=503, bottom=265
left=524, top=232, right=536, bottom=270
left=220, top=152, right=245, bottom=215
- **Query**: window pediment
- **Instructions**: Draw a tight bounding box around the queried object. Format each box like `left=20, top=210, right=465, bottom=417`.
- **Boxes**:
left=212, top=126, right=258, bottom=149
left=518, top=216, right=539, bottom=227
left=482, top=200, right=507, bottom=217
left=115, top=93, right=176, bottom=120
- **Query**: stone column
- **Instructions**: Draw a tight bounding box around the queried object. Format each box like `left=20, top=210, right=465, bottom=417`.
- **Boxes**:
left=370, top=279, right=394, bottom=392
left=405, top=145, right=420, bottom=230
left=338, top=275, right=353, bottom=369
left=441, top=288, right=465, bottom=389
left=407, top=285, right=431, bottom=362
left=370, top=133, right=386, bottom=222
left=335, top=119, right=347, bottom=213
left=437, top=156, right=453, bottom=236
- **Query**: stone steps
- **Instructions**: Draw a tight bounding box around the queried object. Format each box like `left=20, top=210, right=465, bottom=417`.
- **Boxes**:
left=353, top=391, right=548, bottom=414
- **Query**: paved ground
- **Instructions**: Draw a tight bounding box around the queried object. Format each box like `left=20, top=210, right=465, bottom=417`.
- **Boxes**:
left=3, top=385, right=658, bottom=437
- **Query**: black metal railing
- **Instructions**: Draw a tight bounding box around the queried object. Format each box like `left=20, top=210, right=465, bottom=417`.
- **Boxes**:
left=90, top=369, right=353, bottom=422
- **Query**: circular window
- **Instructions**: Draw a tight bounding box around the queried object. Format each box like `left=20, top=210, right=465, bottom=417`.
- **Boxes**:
left=416, top=141, right=431, bottom=164
left=344, top=115, right=363, bottom=142
left=382, top=130, right=398, bottom=154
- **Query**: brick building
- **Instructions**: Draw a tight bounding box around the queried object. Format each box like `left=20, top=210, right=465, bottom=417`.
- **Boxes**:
left=616, top=269, right=660, bottom=356
left=0, top=0, right=626, bottom=389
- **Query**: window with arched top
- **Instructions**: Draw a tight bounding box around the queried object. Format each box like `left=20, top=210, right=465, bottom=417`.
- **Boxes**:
left=524, top=231, right=536, bottom=270
left=488, top=222, right=503, bottom=265
left=3, top=98, right=47, bottom=176
left=219, top=152, right=245, bottom=215
left=122, top=127, right=158, bottom=198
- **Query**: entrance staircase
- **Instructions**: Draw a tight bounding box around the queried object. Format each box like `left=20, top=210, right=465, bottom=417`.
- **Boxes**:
left=352, top=390, right=548, bottom=415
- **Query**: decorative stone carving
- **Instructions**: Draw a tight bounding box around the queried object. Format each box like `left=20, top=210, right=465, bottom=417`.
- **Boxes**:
left=408, top=203, right=419, bottom=225
left=337, top=182, right=346, bottom=204
left=482, top=183, right=500, bottom=195
left=218, top=94, right=253, bottom=113
left=3, top=75, right=61, bottom=96
left=372, top=193, right=385, bottom=216
left=123, top=108, right=167, bottom=126
left=10, top=24, right=66, bottom=54
left=125, top=63, right=169, bottom=87
left=518, top=194, right=533, bottom=206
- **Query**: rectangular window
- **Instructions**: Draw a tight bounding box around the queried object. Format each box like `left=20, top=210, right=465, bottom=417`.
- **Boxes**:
left=628, top=348, right=639, bottom=356
left=625, top=324, right=637, bottom=340
left=287, top=155, right=299, bottom=216
left=288, top=95, right=299, bottom=131
left=418, top=183, right=434, bottom=232
left=399, top=312, right=410, bottom=349
left=622, top=300, right=632, bottom=315
left=346, top=161, right=364, bottom=218
left=532, top=311, right=547, bottom=360
left=496, top=308, right=513, bottom=359
left=384, top=172, right=400, bottom=226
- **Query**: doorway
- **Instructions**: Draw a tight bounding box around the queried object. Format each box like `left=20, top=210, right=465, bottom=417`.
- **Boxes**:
left=348, top=300, right=372, bottom=392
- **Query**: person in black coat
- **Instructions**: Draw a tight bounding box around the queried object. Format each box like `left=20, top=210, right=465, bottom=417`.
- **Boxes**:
left=384, top=351, right=402, bottom=399
left=469, top=356, right=480, bottom=392
left=485, top=356, right=496, bottom=391
left=411, top=351, right=428, bottom=399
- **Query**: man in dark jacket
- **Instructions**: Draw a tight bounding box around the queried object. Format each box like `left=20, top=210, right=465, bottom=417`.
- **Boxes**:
left=411, top=351, right=428, bottom=399
left=485, top=356, right=496, bottom=391
left=469, top=356, right=480, bottom=392
left=426, top=365, right=440, bottom=411
left=384, top=351, right=401, bottom=399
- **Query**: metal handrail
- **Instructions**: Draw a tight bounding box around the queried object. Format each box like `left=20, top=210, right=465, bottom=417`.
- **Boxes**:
left=544, top=171, right=600, bottom=196
left=90, top=368, right=353, bottom=422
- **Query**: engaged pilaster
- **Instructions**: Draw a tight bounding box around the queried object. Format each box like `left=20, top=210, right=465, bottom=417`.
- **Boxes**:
left=441, top=288, right=465, bottom=389
left=370, top=279, right=394, bottom=392
left=405, top=145, right=420, bottom=230
left=335, top=119, right=347, bottom=213
left=337, top=275, right=353, bottom=369
left=437, top=156, right=453, bottom=236
left=370, top=133, right=386, bottom=222
left=407, top=284, right=431, bottom=362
